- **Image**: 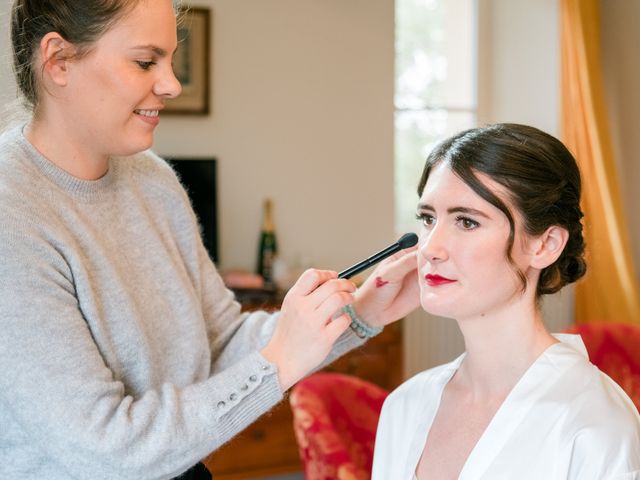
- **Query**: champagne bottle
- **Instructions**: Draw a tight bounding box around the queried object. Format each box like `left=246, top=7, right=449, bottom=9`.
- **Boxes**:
left=257, top=199, right=278, bottom=288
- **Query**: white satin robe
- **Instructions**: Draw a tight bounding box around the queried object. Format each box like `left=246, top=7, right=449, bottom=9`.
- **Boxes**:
left=372, top=334, right=640, bottom=480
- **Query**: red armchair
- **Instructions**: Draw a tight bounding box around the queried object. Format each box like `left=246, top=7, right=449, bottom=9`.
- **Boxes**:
left=290, top=372, right=389, bottom=480
left=565, top=322, right=640, bottom=411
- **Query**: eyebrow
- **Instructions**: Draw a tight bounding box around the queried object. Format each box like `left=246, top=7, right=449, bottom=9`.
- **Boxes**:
left=131, top=45, right=171, bottom=57
left=417, top=203, right=491, bottom=219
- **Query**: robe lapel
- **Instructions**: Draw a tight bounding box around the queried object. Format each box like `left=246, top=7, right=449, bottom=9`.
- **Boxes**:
left=404, top=355, right=465, bottom=479
left=459, top=339, right=586, bottom=479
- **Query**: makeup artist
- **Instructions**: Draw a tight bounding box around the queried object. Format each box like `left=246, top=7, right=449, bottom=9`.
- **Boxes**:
left=0, top=1, right=419, bottom=479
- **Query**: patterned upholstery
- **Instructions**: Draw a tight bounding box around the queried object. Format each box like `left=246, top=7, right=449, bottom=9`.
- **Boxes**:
left=290, top=373, right=389, bottom=480
left=565, top=322, right=640, bottom=411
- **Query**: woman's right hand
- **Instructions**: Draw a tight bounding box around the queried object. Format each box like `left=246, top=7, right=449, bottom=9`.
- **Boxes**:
left=261, top=269, right=355, bottom=391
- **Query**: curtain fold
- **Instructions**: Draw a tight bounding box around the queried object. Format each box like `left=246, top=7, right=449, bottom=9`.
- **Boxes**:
left=560, top=0, right=640, bottom=324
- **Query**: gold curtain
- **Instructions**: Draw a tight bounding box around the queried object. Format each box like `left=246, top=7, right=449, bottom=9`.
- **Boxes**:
left=560, top=0, right=640, bottom=324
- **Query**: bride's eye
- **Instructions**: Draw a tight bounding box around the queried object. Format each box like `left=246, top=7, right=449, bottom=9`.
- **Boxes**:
left=416, top=213, right=436, bottom=228
left=456, top=216, right=479, bottom=230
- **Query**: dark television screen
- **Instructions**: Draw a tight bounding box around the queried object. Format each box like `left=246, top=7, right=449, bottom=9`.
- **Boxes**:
left=167, top=158, right=219, bottom=263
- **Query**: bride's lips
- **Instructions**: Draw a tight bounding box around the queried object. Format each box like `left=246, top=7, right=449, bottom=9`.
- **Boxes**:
left=424, top=274, right=456, bottom=287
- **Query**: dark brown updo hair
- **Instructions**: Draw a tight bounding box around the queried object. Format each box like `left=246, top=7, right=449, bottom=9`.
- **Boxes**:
left=417, top=123, right=586, bottom=297
left=10, top=0, right=182, bottom=111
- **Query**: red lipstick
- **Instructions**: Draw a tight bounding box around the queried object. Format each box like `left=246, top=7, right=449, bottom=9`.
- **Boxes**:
left=424, top=274, right=455, bottom=287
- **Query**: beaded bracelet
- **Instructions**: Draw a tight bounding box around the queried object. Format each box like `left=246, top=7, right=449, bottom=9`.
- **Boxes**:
left=343, top=304, right=383, bottom=338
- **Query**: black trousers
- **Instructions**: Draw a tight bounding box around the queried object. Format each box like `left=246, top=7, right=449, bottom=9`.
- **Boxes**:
left=173, top=462, right=212, bottom=480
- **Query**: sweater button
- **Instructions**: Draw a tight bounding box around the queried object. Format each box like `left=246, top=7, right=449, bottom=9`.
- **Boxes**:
left=229, top=393, right=237, bottom=401
left=217, top=401, right=226, bottom=408
left=240, top=384, right=249, bottom=391
left=249, top=375, right=258, bottom=382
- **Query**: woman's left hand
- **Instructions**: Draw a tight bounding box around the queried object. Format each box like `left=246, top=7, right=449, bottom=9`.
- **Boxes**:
left=351, top=246, right=420, bottom=328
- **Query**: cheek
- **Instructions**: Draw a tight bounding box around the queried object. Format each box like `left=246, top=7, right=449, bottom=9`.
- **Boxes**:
left=102, top=73, right=136, bottom=106
left=416, top=237, right=428, bottom=269
left=459, top=238, right=513, bottom=282
left=469, top=250, right=525, bottom=298
left=86, top=62, right=140, bottom=105
left=73, top=67, right=117, bottom=113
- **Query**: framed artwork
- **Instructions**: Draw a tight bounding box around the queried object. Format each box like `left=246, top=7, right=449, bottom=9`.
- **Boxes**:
left=165, top=8, right=211, bottom=115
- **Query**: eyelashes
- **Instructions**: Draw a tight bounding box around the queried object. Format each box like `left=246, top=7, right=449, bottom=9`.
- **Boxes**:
left=457, top=216, right=479, bottom=230
left=135, top=60, right=157, bottom=70
left=415, top=213, right=480, bottom=230
left=416, top=213, right=435, bottom=227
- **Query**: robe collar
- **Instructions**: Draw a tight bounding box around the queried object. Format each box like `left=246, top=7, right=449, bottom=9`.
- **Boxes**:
left=405, top=334, right=588, bottom=479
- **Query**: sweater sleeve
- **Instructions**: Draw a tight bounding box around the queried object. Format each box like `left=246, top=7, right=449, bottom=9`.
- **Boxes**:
left=0, top=223, right=283, bottom=480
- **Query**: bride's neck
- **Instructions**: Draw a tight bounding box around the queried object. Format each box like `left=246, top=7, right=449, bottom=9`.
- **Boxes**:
left=454, top=302, right=556, bottom=399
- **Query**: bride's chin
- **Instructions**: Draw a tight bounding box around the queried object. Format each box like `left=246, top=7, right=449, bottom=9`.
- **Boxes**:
left=420, top=300, right=450, bottom=318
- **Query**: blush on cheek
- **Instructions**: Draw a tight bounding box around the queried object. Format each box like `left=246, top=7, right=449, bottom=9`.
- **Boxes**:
left=375, top=276, right=389, bottom=288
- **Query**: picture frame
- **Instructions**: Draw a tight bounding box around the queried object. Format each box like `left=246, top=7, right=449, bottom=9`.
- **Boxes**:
left=165, top=8, right=211, bottom=115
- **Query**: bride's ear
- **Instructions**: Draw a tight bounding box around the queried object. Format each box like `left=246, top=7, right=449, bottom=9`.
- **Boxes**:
left=39, top=32, right=75, bottom=87
left=530, top=225, right=569, bottom=269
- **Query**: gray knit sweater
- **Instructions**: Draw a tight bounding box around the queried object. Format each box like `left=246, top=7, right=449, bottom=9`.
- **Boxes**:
left=0, top=126, right=362, bottom=480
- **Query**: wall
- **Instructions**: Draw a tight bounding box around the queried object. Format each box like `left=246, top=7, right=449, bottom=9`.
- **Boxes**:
left=155, top=0, right=395, bottom=274
left=0, top=0, right=395, bottom=275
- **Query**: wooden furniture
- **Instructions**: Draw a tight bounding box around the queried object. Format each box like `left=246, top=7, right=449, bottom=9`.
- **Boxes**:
left=203, top=313, right=403, bottom=479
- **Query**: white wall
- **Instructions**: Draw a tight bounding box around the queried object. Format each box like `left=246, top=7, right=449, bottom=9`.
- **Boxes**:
left=155, top=0, right=395, bottom=273
left=0, top=0, right=395, bottom=275
left=476, top=0, right=560, bottom=134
